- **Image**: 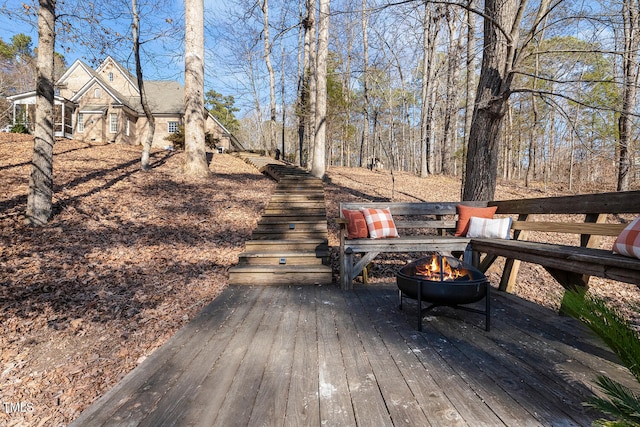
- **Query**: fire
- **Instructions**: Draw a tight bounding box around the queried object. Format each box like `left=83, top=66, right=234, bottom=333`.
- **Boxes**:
left=414, top=254, right=471, bottom=281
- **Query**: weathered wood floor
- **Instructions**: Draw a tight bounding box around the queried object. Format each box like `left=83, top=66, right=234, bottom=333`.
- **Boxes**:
left=71, top=284, right=638, bottom=426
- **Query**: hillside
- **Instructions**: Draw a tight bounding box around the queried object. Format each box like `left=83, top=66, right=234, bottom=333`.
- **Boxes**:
left=1, top=135, right=638, bottom=426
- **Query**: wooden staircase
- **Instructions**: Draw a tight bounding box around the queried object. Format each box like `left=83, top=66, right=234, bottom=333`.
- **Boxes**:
left=228, top=154, right=333, bottom=285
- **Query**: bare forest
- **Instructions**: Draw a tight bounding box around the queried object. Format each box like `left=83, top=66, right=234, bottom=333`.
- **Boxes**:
left=2, top=0, right=639, bottom=196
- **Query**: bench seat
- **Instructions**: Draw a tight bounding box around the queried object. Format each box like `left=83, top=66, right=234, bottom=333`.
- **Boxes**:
left=471, top=238, right=640, bottom=286
left=341, top=236, right=471, bottom=289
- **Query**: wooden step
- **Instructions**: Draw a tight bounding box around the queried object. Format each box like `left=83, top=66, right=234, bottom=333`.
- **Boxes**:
left=277, top=181, right=321, bottom=186
left=256, top=221, right=328, bottom=232
left=266, top=201, right=326, bottom=209
left=228, top=265, right=333, bottom=286
left=264, top=208, right=326, bottom=215
left=269, top=194, right=325, bottom=201
left=244, top=239, right=328, bottom=253
left=251, top=230, right=328, bottom=240
left=260, top=214, right=327, bottom=222
left=237, top=251, right=328, bottom=265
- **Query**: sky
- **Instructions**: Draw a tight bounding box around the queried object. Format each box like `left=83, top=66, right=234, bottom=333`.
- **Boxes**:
left=0, top=0, right=242, bottom=109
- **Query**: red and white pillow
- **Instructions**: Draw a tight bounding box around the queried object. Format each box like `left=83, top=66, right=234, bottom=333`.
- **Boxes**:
left=613, top=216, right=640, bottom=259
left=360, top=207, right=399, bottom=239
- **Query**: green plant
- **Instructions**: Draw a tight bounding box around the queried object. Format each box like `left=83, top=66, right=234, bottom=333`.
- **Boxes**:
left=164, top=127, right=219, bottom=151
left=563, top=290, right=640, bottom=426
left=164, top=125, right=185, bottom=150
left=11, top=123, right=30, bottom=134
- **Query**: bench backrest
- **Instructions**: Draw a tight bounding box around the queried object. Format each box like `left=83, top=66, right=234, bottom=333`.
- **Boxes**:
left=339, top=201, right=487, bottom=232
left=488, top=190, right=640, bottom=239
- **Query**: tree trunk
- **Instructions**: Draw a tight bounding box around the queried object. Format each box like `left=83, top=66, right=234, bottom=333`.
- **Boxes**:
left=26, top=0, right=57, bottom=226
left=306, top=0, right=317, bottom=169
left=420, top=3, right=438, bottom=177
left=461, top=0, right=476, bottom=190
left=261, top=0, right=277, bottom=153
left=360, top=0, right=369, bottom=168
left=183, top=0, right=209, bottom=177
left=463, top=0, right=523, bottom=201
left=617, top=0, right=639, bottom=191
left=133, top=0, right=156, bottom=171
left=311, top=0, right=329, bottom=178
left=442, top=6, right=462, bottom=176
left=296, top=1, right=306, bottom=166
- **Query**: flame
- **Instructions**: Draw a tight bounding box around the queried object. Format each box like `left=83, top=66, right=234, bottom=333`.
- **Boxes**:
left=414, top=254, right=471, bottom=281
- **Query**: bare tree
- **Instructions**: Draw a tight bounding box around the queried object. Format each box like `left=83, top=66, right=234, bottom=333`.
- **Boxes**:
left=419, top=3, right=439, bottom=177
left=183, top=0, right=210, bottom=177
left=306, top=0, right=317, bottom=168
left=442, top=5, right=464, bottom=176
left=312, top=0, right=330, bottom=178
left=26, top=0, right=57, bottom=226
left=463, top=0, right=552, bottom=201
left=132, top=0, right=156, bottom=171
left=360, top=0, right=369, bottom=168
left=617, top=0, right=640, bottom=191
left=261, top=0, right=277, bottom=153
left=461, top=0, right=477, bottom=190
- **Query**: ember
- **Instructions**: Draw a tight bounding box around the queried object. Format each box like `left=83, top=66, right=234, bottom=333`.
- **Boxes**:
left=414, top=254, right=471, bottom=281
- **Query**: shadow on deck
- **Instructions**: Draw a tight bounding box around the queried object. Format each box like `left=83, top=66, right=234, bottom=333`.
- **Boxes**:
left=70, top=284, right=637, bottom=426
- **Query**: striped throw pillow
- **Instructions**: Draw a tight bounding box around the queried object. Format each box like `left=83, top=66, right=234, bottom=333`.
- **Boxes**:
left=466, top=216, right=512, bottom=239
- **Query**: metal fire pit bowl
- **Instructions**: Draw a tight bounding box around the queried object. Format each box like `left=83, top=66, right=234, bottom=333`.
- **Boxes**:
left=396, top=254, right=490, bottom=331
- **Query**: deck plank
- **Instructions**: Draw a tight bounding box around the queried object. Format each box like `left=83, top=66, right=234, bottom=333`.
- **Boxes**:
left=283, top=286, right=321, bottom=427
left=329, top=289, right=395, bottom=427
left=70, top=283, right=640, bottom=427
left=168, top=286, right=275, bottom=426
left=247, top=286, right=298, bottom=426
left=316, top=286, right=357, bottom=425
left=387, top=290, right=588, bottom=426
left=213, top=286, right=289, bottom=426
left=71, top=285, right=253, bottom=426
left=346, top=290, right=434, bottom=426
left=356, top=287, right=505, bottom=427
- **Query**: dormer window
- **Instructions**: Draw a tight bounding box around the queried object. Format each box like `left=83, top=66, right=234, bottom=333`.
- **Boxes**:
left=109, top=72, right=113, bottom=82
left=94, top=88, right=101, bottom=98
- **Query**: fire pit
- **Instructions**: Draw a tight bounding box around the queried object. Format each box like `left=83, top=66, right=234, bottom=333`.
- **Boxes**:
left=396, top=254, right=490, bottom=331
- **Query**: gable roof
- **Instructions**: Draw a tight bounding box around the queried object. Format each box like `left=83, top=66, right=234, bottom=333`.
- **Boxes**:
left=69, top=76, right=136, bottom=111
left=56, top=59, right=99, bottom=86
left=95, top=56, right=138, bottom=92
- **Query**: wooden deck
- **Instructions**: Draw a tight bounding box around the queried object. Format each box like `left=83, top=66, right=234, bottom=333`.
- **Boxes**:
left=70, top=284, right=638, bottom=426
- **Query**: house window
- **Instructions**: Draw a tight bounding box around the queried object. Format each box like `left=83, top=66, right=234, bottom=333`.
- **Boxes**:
left=94, top=88, right=101, bottom=98
left=77, top=113, right=84, bottom=133
left=168, top=121, right=179, bottom=134
left=126, top=117, right=130, bottom=136
left=108, top=72, right=114, bottom=82
left=110, top=113, right=118, bottom=133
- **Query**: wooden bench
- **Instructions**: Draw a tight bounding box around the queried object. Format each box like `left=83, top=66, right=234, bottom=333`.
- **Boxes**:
left=474, top=190, right=640, bottom=292
left=337, top=191, right=640, bottom=292
left=338, top=201, right=486, bottom=289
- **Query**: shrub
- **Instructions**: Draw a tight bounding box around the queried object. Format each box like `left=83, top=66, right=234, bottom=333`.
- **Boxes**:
left=164, top=126, right=219, bottom=151
left=11, top=123, right=30, bottom=134
left=164, top=126, right=185, bottom=150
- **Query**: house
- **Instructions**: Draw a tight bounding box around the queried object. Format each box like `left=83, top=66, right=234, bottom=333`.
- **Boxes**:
left=6, top=56, right=243, bottom=151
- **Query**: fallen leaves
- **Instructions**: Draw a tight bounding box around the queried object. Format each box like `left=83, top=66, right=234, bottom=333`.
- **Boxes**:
left=0, top=135, right=275, bottom=426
